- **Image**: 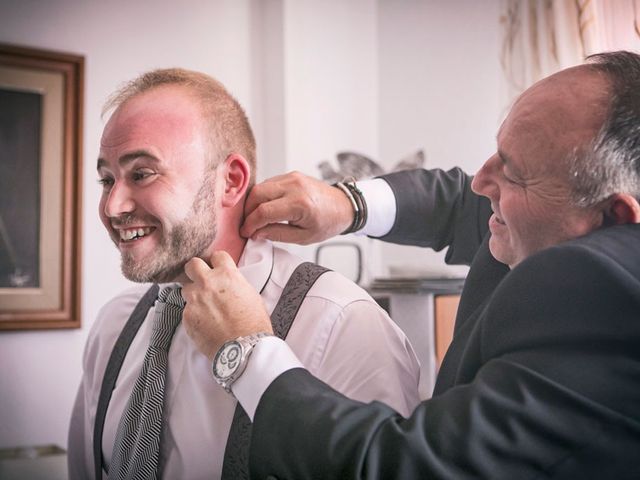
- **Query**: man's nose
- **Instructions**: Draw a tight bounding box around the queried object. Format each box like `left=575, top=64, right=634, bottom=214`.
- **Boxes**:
left=103, top=182, right=136, bottom=218
left=471, top=155, right=499, bottom=199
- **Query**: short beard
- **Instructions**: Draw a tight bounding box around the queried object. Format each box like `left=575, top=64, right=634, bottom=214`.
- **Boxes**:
left=119, top=172, right=217, bottom=283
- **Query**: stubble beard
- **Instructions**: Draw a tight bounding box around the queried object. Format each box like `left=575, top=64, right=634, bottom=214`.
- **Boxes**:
left=119, top=174, right=217, bottom=283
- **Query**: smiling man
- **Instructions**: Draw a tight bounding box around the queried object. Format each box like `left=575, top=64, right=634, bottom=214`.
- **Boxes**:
left=471, top=64, right=612, bottom=269
left=186, top=51, right=640, bottom=477
left=97, top=86, right=223, bottom=283
left=67, top=69, right=420, bottom=479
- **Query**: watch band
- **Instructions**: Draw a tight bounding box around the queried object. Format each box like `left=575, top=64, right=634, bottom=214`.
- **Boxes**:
left=212, top=332, right=271, bottom=393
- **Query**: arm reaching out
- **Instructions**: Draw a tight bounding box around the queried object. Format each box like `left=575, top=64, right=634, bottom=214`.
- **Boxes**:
left=241, top=172, right=353, bottom=245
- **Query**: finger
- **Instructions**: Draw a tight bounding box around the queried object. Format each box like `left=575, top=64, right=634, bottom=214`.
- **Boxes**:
left=258, top=171, right=302, bottom=185
left=244, top=180, right=287, bottom=217
left=184, top=257, right=212, bottom=283
left=251, top=223, right=313, bottom=245
left=241, top=197, right=303, bottom=239
left=244, top=171, right=310, bottom=215
left=209, top=250, right=236, bottom=270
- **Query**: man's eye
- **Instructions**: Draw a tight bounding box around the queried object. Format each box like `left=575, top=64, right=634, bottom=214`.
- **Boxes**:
left=132, top=170, right=155, bottom=182
left=97, top=177, right=114, bottom=188
left=503, top=172, right=525, bottom=187
left=503, top=172, right=516, bottom=183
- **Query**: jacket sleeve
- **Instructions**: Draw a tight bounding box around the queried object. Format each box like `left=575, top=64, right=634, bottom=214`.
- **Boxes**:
left=377, top=167, right=491, bottom=265
left=248, top=241, right=640, bottom=479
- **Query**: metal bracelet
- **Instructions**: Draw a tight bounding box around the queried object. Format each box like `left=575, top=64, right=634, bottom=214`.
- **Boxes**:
left=333, top=181, right=361, bottom=234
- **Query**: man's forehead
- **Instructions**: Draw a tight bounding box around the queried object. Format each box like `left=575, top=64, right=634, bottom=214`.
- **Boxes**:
left=99, top=87, right=206, bottom=158
left=501, top=69, right=608, bottom=140
left=526, top=66, right=609, bottom=111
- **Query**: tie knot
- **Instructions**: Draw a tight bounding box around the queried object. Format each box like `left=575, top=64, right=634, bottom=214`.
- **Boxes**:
left=157, top=285, right=186, bottom=309
left=151, top=286, right=185, bottom=350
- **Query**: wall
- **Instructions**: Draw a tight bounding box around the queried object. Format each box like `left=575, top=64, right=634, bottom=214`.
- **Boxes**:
left=274, top=0, right=383, bottom=279
left=377, top=0, right=502, bottom=277
left=0, top=0, right=503, bottom=450
left=259, top=0, right=502, bottom=280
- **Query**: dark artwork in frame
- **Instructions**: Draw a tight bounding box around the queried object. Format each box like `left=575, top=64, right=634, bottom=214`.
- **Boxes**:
left=0, top=43, right=83, bottom=330
left=0, top=87, right=42, bottom=288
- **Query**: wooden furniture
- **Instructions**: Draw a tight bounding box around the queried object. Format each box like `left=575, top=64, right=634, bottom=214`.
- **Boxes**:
left=434, top=295, right=460, bottom=368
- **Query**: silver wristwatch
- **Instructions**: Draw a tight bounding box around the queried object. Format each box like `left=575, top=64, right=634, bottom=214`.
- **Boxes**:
left=212, top=333, right=271, bottom=393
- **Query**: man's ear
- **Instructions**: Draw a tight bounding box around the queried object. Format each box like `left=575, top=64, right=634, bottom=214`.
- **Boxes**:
left=603, top=193, right=640, bottom=226
left=220, top=154, right=251, bottom=208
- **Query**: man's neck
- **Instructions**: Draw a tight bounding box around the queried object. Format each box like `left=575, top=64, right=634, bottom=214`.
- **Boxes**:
left=172, top=234, right=248, bottom=284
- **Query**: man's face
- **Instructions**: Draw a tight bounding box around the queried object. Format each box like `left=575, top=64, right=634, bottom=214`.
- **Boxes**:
left=471, top=67, right=609, bottom=268
left=98, top=85, right=218, bottom=283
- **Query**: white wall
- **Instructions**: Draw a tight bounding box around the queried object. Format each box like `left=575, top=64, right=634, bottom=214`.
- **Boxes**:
left=377, top=0, right=502, bottom=277
left=273, top=0, right=383, bottom=279
left=264, top=0, right=503, bottom=280
left=0, top=0, right=504, bottom=450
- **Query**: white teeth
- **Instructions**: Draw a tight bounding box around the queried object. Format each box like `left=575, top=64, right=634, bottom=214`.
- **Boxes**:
left=119, top=227, right=152, bottom=241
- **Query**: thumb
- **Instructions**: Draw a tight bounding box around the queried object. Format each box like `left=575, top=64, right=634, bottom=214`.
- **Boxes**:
left=251, top=224, right=312, bottom=245
left=184, top=257, right=212, bottom=283
left=209, top=250, right=236, bottom=270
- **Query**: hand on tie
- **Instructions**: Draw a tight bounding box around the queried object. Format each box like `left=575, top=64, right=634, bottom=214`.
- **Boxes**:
left=182, top=251, right=273, bottom=361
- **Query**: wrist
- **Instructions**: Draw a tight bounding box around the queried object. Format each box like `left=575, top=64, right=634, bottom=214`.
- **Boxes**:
left=332, top=178, right=368, bottom=234
left=211, top=332, right=272, bottom=394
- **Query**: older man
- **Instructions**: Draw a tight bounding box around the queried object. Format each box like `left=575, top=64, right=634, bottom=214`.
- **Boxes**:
left=182, top=51, right=640, bottom=478
left=67, top=69, right=420, bottom=479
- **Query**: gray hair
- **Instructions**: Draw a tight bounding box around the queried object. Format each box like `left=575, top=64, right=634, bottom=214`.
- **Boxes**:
left=569, top=51, right=640, bottom=207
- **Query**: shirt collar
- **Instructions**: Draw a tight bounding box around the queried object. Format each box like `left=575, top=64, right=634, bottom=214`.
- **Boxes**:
left=237, top=238, right=274, bottom=294
left=167, top=239, right=274, bottom=294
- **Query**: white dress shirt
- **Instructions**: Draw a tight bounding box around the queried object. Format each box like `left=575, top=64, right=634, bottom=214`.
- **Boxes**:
left=68, top=238, right=418, bottom=479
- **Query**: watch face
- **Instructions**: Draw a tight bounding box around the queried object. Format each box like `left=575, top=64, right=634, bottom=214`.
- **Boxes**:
left=215, top=341, right=242, bottom=379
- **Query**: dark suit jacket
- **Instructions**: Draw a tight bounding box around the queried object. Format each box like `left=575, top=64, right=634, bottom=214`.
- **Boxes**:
left=248, top=168, right=640, bottom=479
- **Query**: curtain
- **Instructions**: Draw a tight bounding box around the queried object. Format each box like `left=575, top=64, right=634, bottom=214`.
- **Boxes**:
left=500, top=0, right=640, bottom=109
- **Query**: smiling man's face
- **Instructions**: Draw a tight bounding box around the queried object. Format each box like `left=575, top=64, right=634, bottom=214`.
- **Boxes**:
left=97, top=85, right=219, bottom=283
left=471, top=66, right=610, bottom=268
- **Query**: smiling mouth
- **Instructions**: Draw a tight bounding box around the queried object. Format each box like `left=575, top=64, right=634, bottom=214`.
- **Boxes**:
left=118, top=227, right=155, bottom=242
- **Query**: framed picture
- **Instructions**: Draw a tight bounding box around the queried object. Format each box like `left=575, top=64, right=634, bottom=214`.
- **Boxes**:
left=0, top=44, right=83, bottom=330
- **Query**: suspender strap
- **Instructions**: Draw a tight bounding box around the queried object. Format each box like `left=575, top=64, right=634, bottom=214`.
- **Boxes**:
left=93, top=284, right=159, bottom=480
left=221, top=262, right=329, bottom=480
left=270, top=262, right=330, bottom=339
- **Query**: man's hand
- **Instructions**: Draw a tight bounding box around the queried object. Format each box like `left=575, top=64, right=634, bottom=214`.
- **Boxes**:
left=240, top=171, right=353, bottom=245
left=182, top=251, right=273, bottom=361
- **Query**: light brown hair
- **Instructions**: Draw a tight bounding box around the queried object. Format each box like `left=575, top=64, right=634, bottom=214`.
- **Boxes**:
left=103, top=68, right=257, bottom=184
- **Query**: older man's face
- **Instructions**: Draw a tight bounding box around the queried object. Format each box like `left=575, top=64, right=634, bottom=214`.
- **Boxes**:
left=97, top=85, right=218, bottom=283
left=471, top=67, right=610, bottom=268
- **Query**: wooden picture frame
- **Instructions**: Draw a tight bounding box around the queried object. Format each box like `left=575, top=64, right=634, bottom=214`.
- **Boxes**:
left=0, top=44, right=83, bottom=330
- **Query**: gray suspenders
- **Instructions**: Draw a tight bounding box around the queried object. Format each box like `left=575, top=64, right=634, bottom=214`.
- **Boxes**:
left=93, top=283, right=160, bottom=480
left=221, top=262, right=329, bottom=480
left=93, top=262, right=329, bottom=479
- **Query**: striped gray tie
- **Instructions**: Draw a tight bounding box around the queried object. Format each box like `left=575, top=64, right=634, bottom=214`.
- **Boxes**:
left=109, top=286, right=185, bottom=480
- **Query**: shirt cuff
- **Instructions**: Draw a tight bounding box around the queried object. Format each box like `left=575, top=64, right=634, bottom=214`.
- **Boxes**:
left=355, top=178, right=397, bottom=237
left=231, top=336, right=304, bottom=420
